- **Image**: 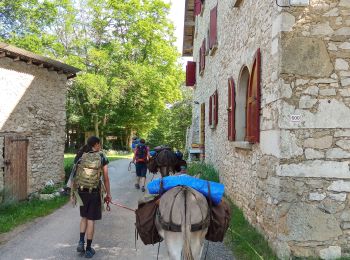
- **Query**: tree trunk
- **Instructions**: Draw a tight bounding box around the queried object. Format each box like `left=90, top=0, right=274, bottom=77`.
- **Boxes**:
left=65, top=126, right=70, bottom=151
left=94, top=114, right=100, bottom=139
left=100, top=115, right=108, bottom=148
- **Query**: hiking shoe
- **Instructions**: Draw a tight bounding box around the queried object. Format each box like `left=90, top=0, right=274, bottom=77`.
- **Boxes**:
left=85, top=247, right=95, bottom=258
left=141, top=186, right=145, bottom=192
left=77, top=241, right=85, bottom=253
left=135, top=184, right=140, bottom=189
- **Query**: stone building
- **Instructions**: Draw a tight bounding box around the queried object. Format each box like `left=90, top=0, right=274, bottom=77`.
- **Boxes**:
left=183, top=0, right=350, bottom=258
left=0, top=43, right=79, bottom=202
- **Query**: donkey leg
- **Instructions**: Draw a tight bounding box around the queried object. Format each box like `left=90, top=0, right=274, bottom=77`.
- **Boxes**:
left=190, top=229, right=208, bottom=260
left=164, top=231, right=183, bottom=260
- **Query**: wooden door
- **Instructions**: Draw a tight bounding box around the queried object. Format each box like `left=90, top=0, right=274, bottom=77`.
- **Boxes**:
left=4, top=136, right=28, bottom=201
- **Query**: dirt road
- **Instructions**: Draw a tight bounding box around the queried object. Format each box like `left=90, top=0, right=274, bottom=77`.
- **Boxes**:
left=0, top=159, right=234, bottom=259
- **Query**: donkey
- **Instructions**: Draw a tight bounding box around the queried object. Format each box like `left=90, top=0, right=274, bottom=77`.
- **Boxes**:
left=154, top=149, right=179, bottom=177
left=155, top=186, right=209, bottom=260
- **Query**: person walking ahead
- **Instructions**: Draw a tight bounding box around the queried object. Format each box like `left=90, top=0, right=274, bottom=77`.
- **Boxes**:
left=133, top=139, right=149, bottom=192
left=71, top=136, right=112, bottom=258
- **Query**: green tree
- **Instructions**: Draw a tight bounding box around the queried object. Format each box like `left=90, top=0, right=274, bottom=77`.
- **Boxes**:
left=147, top=87, right=192, bottom=151
left=1, top=0, right=184, bottom=148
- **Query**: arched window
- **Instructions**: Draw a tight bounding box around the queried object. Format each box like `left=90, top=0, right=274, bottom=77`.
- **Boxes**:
left=236, top=66, right=250, bottom=141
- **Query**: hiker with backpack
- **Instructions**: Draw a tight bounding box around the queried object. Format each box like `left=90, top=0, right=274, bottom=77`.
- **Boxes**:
left=71, top=136, right=112, bottom=258
left=131, top=136, right=140, bottom=153
left=133, top=138, right=150, bottom=192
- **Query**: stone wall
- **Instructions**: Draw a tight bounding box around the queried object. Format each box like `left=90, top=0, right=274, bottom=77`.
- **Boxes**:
left=191, top=0, right=282, bottom=253
left=275, top=0, right=350, bottom=258
left=190, top=0, right=350, bottom=258
left=0, top=57, right=67, bottom=197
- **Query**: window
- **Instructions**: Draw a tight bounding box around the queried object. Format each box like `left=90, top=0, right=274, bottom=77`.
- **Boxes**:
left=236, top=66, right=249, bottom=141
left=213, top=90, right=218, bottom=126
left=208, top=90, right=218, bottom=128
left=246, top=49, right=261, bottom=143
left=186, top=61, right=196, bottom=87
left=199, top=39, right=206, bottom=75
left=209, top=95, right=213, bottom=126
left=209, top=5, right=218, bottom=53
left=228, top=77, right=236, bottom=141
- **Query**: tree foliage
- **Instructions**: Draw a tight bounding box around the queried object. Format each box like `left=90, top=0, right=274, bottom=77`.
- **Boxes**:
left=147, top=88, right=192, bottom=151
left=0, top=0, right=184, bottom=147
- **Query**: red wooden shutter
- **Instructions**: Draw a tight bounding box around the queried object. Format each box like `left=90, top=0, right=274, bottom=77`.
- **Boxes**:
left=214, top=90, right=218, bottom=125
left=209, top=6, right=218, bottom=49
left=228, top=77, right=236, bottom=141
left=209, top=96, right=213, bottom=126
left=246, top=49, right=261, bottom=143
left=186, top=61, right=196, bottom=86
left=194, top=0, right=202, bottom=16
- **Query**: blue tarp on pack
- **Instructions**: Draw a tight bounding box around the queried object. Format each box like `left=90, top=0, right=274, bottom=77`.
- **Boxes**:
left=147, top=174, right=225, bottom=205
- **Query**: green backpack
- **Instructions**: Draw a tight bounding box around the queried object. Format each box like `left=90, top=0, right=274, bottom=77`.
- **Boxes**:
left=75, top=152, right=102, bottom=192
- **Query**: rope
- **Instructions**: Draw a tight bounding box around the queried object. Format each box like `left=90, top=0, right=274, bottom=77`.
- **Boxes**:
left=228, top=227, right=264, bottom=260
left=105, top=200, right=136, bottom=212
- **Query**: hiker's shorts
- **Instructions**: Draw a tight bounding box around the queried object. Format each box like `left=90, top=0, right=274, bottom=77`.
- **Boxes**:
left=78, top=189, right=102, bottom=220
left=136, top=162, right=147, bottom=177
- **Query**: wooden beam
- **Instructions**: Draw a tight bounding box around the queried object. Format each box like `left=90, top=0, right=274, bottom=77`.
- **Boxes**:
left=13, top=56, right=20, bottom=61
left=27, top=59, right=33, bottom=65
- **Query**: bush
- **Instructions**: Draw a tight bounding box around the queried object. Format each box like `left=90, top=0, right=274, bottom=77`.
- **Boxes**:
left=40, top=185, right=57, bottom=194
left=187, top=162, right=220, bottom=183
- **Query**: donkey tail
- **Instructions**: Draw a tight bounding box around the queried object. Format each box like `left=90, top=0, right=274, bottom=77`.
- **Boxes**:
left=182, top=189, right=194, bottom=260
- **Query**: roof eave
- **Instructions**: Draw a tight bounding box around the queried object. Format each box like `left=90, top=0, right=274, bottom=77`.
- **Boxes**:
left=0, top=42, right=80, bottom=78
left=182, top=0, right=195, bottom=57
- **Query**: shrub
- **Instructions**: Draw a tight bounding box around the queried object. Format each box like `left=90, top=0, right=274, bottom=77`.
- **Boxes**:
left=187, top=162, right=220, bottom=183
left=40, top=185, right=57, bottom=194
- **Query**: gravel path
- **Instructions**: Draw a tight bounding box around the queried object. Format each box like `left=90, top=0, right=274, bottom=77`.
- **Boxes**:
left=0, top=159, right=234, bottom=260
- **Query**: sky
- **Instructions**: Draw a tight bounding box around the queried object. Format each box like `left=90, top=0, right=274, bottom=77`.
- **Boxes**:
left=167, top=0, right=185, bottom=53
left=167, top=0, right=192, bottom=66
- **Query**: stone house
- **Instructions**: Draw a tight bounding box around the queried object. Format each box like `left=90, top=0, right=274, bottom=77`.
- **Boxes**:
left=183, top=0, right=350, bottom=258
left=0, top=43, right=79, bottom=202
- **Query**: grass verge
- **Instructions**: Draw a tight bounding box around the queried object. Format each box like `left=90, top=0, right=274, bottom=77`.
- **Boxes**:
left=0, top=196, right=68, bottom=234
left=225, top=201, right=277, bottom=260
left=187, top=162, right=277, bottom=260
